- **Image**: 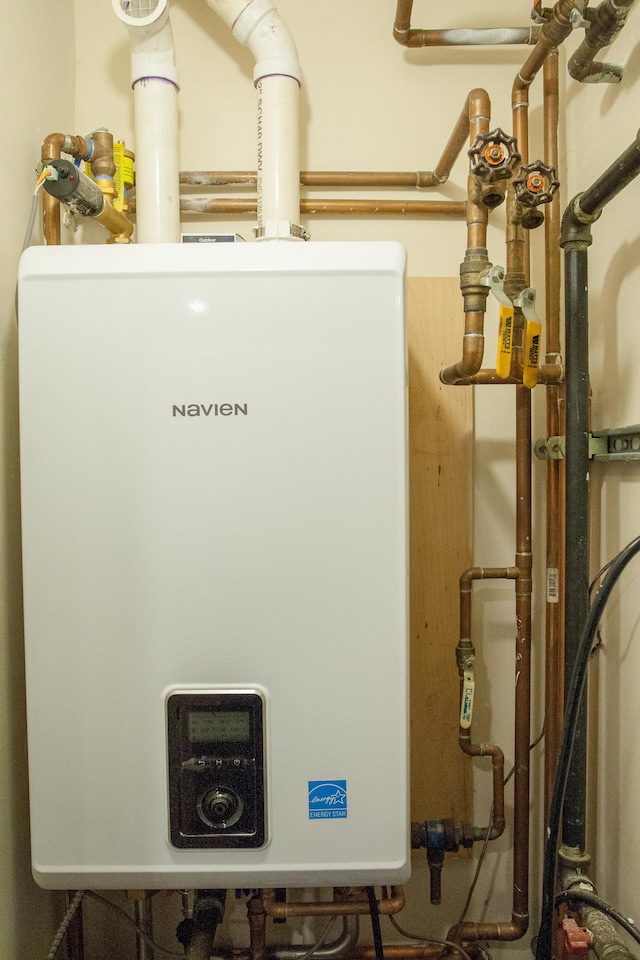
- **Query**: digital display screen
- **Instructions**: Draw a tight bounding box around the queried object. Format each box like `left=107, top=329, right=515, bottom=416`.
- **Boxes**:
left=188, top=710, right=251, bottom=743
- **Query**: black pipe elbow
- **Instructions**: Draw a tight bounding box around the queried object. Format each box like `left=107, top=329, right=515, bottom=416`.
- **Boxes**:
left=559, top=194, right=599, bottom=248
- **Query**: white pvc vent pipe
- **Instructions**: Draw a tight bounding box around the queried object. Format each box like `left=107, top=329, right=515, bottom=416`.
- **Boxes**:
left=113, top=0, right=181, bottom=243
left=204, top=0, right=303, bottom=239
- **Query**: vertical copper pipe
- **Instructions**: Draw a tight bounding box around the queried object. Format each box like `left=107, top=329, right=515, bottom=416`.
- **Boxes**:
left=41, top=133, right=92, bottom=245
left=449, top=18, right=567, bottom=943
left=248, top=895, right=267, bottom=960
left=42, top=134, right=65, bottom=246
left=542, top=50, right=565, bottom=827
left=458, top=567, right=518, bottom=840
left=439, top=89, right=492, bottom=385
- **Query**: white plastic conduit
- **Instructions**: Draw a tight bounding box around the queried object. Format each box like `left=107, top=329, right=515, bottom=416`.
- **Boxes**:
left=204, top=0, right=303, bottom=239
left=113, top=0, right=181, bottom=243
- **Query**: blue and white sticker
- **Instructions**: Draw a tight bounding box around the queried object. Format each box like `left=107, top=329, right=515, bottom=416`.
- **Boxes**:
left=308, top=780, right=348, bottom=819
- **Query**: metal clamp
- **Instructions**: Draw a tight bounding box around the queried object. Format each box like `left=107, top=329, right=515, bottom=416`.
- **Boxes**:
left=253, top=222, right=311, bottom=241
left=480, top=264, right=512, bottom=307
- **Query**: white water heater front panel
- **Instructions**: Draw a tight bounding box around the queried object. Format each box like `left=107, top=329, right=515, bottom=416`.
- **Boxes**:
left=18, top=241, right=408, bottom=890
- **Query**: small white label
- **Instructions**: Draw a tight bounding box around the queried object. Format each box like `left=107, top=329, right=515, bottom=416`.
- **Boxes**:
left=547, top=567, right=559, bottom=603
left=460, top=673, right=475, bottom=729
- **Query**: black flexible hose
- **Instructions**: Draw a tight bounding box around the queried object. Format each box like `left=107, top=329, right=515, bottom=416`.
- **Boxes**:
left=536, top=534, right=640, bottom=960
left=555, top=890, right=640, bottom=947
left=366, top=887, right=385, bottom=960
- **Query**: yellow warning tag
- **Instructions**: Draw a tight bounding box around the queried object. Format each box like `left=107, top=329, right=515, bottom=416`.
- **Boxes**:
left=496, top=305, right=514, bottom=379
left=113, top=141, right=125, bottom=212
left=523, top=319, right=542, bottom=389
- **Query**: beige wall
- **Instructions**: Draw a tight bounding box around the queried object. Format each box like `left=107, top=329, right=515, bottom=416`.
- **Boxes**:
left=3, top=1, right=639, bottom=955
left=0, top=3, right=75, bottom=957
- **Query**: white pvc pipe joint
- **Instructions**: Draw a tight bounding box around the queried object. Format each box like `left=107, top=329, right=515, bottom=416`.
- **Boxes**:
left=204, top=0, right=303, bottom=238
left=112, top=0, right=181, bottom=243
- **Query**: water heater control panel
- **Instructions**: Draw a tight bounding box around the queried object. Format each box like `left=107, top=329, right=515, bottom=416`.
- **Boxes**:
left=167, top=690, right=265, bottom=848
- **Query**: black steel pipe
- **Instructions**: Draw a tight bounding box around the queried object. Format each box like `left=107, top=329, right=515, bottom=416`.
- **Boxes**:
left=578, top=129, right=640, bottom=218
left=562, top=243, right=590, bottom=851
left=547, top=130, right=640, bottom=955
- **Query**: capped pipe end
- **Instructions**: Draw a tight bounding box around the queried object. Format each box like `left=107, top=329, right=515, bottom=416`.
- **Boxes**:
left=112, top=0, right=179, bottom=88
left=112, top=0, right=168, bottom=28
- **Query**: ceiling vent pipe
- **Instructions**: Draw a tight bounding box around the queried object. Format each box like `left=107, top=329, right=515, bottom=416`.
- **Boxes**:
left=203, top=0, right=303, bottom=240
left=113, top=0, right=181, bottom=243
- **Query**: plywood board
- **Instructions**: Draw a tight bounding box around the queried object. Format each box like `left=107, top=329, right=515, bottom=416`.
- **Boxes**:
left=408, top=277, right=473, bottom=822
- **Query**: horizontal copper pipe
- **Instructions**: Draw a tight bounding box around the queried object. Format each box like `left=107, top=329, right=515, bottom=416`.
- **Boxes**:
left=447, top=362, right=564, bottom=387
left=393, top=0, right=538, bottom=48
left=261, top=887, right=405, bottom=919
left=129, top=197, right=466, bottom=218
left=180, top=170, right=448, bottom=188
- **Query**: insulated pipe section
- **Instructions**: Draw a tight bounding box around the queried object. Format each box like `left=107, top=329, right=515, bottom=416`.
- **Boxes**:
left=392, top=0, right=538, bottom=47
left=113, top=0, right=180, bottom=243
left=203, top=0, right=302, bottom=239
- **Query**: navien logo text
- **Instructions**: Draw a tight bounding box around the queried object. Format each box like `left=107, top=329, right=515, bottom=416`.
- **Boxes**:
left=172, top=403, right=249, bottom=417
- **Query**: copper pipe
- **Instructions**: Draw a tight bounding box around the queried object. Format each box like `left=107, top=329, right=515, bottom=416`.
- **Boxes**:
left=392, top=1, right=539, bottom=48
left=179, top=99, right=477, bottom=194
left=143, top=197, right=466, bottom=218
left=542, top=50, right=565, bottom=827
left=248, top=895, right=267, bottom=960
left=448, top=16, right=571, bottom=940
left=41, top=133, right=92, bottom=245
left=439, top=90, right=491, bottom=386
left=181, top=170, right=453, bottom=189
left=453, top=362, right=564, bottom=386
left=261, top=888, right=405, bottom=919
left=458, top=568, right=518, bottom=842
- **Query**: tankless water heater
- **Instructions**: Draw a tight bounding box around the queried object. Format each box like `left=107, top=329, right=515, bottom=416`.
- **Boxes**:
left=18, top=241, right=408, bottom=889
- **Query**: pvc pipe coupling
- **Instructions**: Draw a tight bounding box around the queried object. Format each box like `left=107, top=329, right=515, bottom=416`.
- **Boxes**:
left=112, top=0, right=179, bottom=88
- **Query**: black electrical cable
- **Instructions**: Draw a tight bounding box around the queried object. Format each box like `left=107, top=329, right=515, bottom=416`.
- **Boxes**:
left=536, top=534, right=640, bottom=960
left=366, top=887, right=385, bottom=960
left=555, top=890, right=640, bottom=947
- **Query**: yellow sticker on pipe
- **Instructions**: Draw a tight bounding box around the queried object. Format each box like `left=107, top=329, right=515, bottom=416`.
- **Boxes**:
left=113, top=141, right=125, bottom=213
left=496, top=305, right=514, bottom=379
left=523, top=319, right=542, bottom=389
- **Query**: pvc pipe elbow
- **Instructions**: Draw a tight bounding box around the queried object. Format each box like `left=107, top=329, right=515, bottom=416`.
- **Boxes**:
left=205, top=0, right=301, bottom=84
left=112, top=0, right=179, bottom=88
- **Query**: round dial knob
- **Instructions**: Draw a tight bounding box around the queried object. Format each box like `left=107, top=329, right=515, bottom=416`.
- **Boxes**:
left=198, top=787, right=243, bottom=828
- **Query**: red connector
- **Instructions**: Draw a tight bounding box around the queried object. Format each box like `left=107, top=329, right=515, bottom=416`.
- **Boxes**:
left=562, top=917, right=592, bottom=957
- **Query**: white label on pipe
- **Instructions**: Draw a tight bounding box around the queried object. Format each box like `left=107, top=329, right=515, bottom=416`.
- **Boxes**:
left=460, top=672, right=475, bottom=729
left=547, top=567, right=559, bottom=603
